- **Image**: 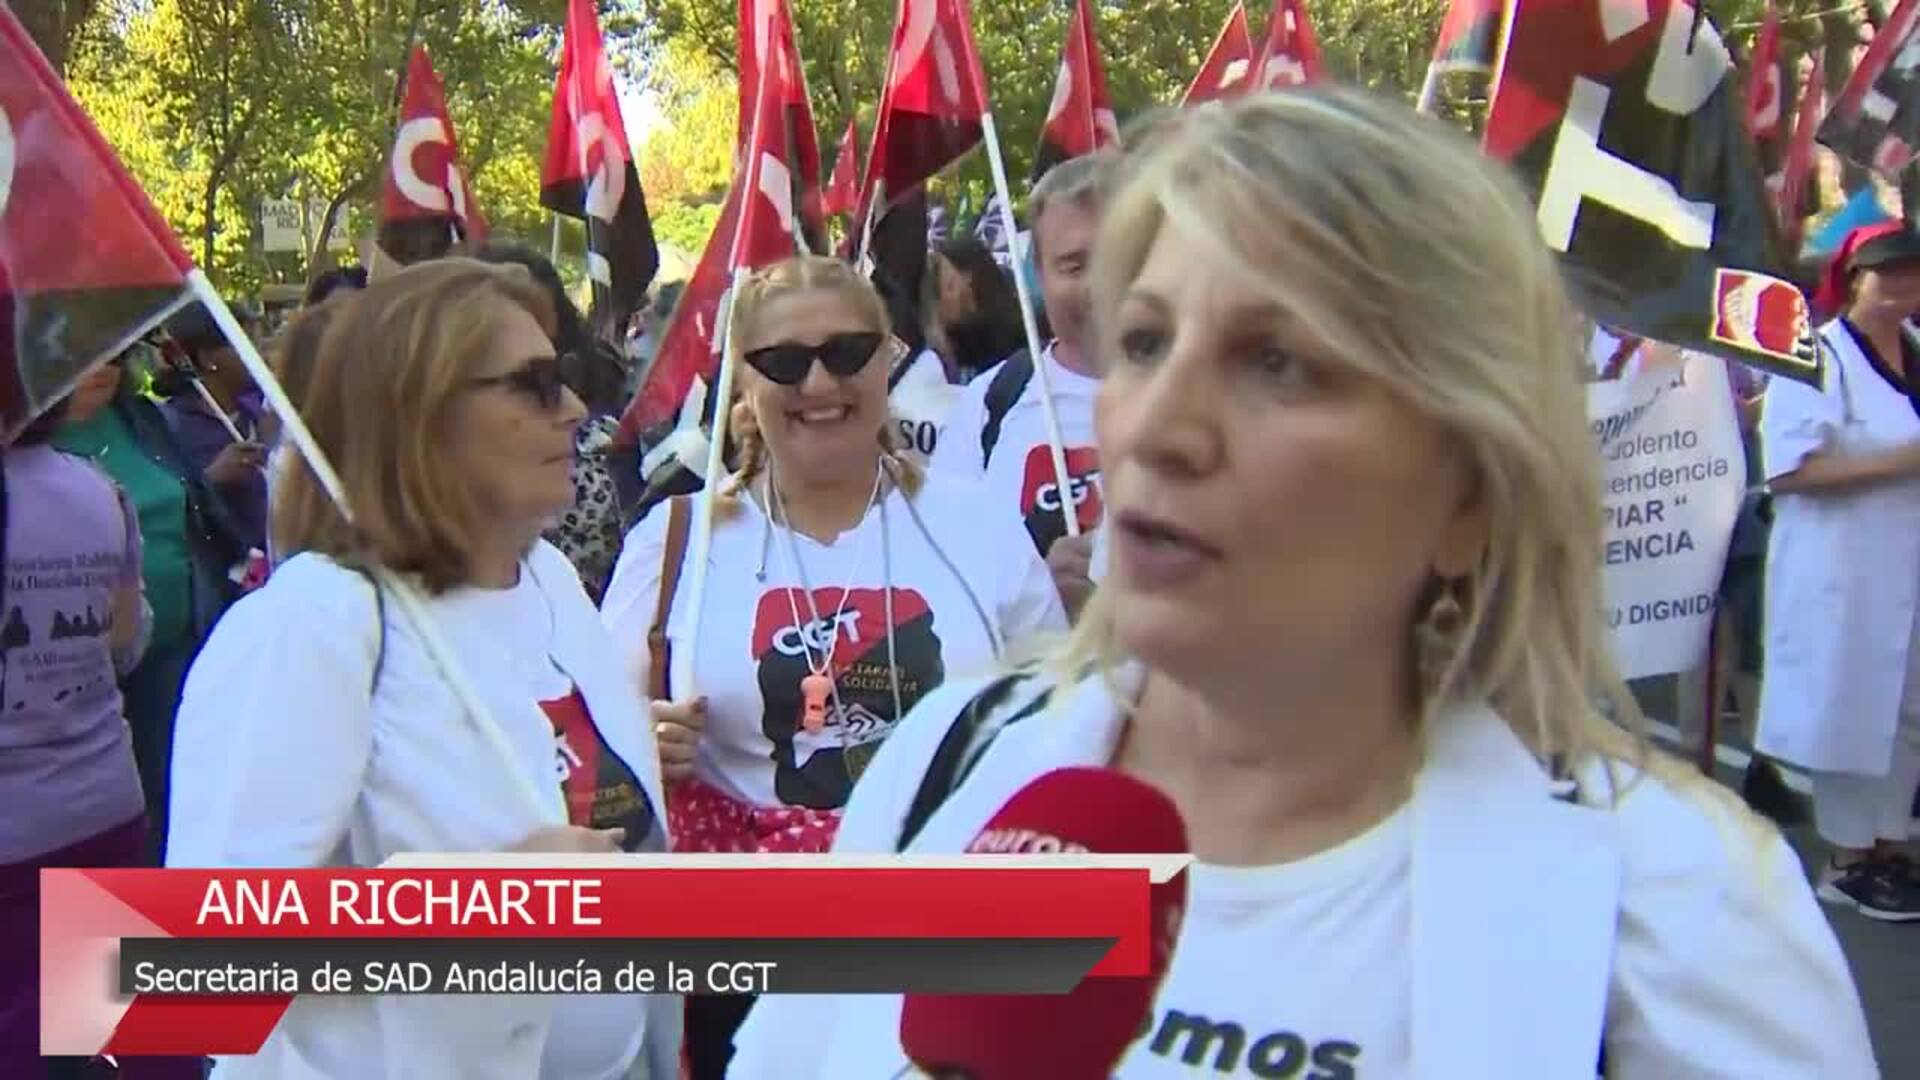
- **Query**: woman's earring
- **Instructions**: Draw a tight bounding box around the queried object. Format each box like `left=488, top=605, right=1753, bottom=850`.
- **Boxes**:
left=1415, top=576, right=1469, bottom=698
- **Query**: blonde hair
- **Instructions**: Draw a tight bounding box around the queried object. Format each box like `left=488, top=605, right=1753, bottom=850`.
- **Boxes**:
left=272, top=258, right=556, bottom=592
left=1067, top=89, right=1644, bottom=775
left=719, top=255, right=922, bottom=514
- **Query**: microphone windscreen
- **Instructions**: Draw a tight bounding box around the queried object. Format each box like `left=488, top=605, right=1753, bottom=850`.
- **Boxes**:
left=900, top=767, right=1189, bottom=1080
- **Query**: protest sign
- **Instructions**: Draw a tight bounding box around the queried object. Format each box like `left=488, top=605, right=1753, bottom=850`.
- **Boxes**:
left=1588, top=351, right=1746, bottom=679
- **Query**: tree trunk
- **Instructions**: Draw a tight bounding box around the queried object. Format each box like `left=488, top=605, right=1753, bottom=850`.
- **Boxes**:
left=16, top=0, right=100, bottom=76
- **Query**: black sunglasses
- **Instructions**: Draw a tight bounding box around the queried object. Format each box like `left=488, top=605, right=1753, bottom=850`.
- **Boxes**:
left=743, top=332, right=888, bottom=386
left=473, top=355, right=567, bottom=411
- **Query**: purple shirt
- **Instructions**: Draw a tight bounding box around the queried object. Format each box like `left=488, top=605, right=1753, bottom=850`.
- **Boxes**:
left=162, top=388, right=267, bottom=553
left=1, top=446, right=146, bottom=862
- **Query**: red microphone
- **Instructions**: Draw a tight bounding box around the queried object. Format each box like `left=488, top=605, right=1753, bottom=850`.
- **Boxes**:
left=899, top=767, right=1189, bottom=1080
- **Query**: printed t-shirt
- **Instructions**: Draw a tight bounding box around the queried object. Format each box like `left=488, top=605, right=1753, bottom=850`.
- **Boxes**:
left=54, top=408, right=196, bottom=647
left=930, top=343, right=1102, bottom=557
left=0, top=446, right=146, bottom=862
left=430, top=563, right=651, bottom=1080
left=1118, top=808, right=1411, bottom=1078
left=603, top=470, right=1066, bottom=815
left=890, top=348, right=961, bottom=461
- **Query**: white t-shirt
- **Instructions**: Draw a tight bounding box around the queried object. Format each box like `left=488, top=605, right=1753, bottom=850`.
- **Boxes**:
left=602, top=469, right=1066, bottom=811
left=1120, top=811, right=1410, bottom=1078
left=930, top=344, right=1103, bottom=557
left=168, top=543, right=663, bottom=1080
left=890, top=347, right=961, bottom=461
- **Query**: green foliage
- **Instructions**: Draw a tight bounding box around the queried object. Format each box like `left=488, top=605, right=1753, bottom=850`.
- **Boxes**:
left=653, top=199, right=725, bottom=253
left=47, top=0, right=1870, bottom=300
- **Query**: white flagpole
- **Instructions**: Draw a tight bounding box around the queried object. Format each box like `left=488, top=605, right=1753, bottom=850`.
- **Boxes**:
left=549, top=212, right=562, bottom=264
left=678, top=69, right=777, bottom=698
left=188, top=378, right=247, bottom=443
left=979, top=109, right=1081, bottom=538
left=184, top=268, right=567, bottom=826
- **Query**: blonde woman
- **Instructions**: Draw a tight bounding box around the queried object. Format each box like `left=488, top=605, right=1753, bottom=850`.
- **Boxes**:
left=601, top=255, right=1065, bottom=1078
left=167, top=260, right=677, bottom=1079
left=731, top=91, right=1874, bottom=1077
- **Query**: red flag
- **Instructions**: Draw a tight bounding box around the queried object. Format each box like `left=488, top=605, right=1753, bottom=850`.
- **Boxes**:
left=381, top=46, right=487, bottom=244
left=734, top=65, right=811, bottom=271
left=1482, top=0, right=1818, bottom=386
left=1033, top=0, right=1119, bottom=179
left=0, top=7, right=195, bottom=440
left=543, top=0, right=659, bottom=327
left=824, top=118, right=861, bottom=217
left=1744, top=1, right=1782, bottom=143
left=1418, top=0, right=1507, bottom=113
left=1184, top=3, right=1256, bottom=106
left=853, top=0, right=991, bottom=238
left=1778, top=55, right=1825, bottom=253
left=738, top=0, right=826, bottom=251
left=1250, top=0, right=1324, bottom=92
left=615, top=5, right=816, bottom=441
left=1817, top=0, right=1920, bottom=178
left=618, top=191, right=738, bottom=443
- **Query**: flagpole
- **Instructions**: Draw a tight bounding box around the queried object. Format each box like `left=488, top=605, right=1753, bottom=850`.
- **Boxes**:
left=549, top=212, right=562, bottom=264
left=679, top=69, right=777, bottom=700
left=978, top=109, right=1082, bottom=538
left=183, top=267, right=567, bottom=827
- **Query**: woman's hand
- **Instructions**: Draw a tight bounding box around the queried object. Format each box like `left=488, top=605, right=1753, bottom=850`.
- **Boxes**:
left=206, top=440, right=266, bottom=486
left=651, top=697, right=708, bottom=785
left=508, top=825, right=627, bottom=853
left=1046, top=533, right=1096, bottom=622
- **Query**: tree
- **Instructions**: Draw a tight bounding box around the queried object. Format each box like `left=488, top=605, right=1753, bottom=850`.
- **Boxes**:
left=63, top=0, right=644, bottom=293
left=15, top=0, right=104, bottom=75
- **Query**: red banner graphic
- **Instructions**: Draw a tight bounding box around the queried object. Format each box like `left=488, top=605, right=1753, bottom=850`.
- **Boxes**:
left=43, top=864, right=1168, bottom=1057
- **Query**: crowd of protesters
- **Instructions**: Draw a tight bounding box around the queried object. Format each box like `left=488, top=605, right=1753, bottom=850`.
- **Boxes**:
left=1, top=88, right=1906, bottom=1078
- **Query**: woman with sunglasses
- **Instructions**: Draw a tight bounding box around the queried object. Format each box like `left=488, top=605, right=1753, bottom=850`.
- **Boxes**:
left=166, top=260, right=679, bottom=1079
left=602, top=255, right=1065, bottom=1079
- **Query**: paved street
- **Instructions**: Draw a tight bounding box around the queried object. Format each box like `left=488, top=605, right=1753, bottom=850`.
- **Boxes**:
left=1635, top=678, right=1916, bottom=1077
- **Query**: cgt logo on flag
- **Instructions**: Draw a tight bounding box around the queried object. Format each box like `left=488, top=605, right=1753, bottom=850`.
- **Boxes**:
left=1709, top=269, right=1816, bottom=372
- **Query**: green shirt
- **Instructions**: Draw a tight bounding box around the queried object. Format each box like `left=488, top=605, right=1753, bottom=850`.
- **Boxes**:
left=54, top=407, right=196, bottom=646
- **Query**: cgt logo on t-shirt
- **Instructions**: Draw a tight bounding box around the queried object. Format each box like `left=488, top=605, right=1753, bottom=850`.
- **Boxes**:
left=1020, top=444, right=1102, bottom=556
left=544, top=690, right=656, bottom=849
left=751, top=587, right=945, bottom=810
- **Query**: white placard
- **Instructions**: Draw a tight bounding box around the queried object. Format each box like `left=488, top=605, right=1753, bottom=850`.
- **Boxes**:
left=261, top=198, right=304, bottom=253
left=1587, top=351, right=1747, bottom=679
left=311, top=199, right=350, bottom=252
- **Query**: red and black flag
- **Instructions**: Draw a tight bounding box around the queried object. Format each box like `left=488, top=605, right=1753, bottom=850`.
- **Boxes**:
left=1184, top=2, right=1256, bottom=106
left=1744, top=1, right=1783, bottom=146
left=1250, top=0, right=1324, bottom=91
left=379, top=45, right=487, bottom=265
left=616, top=3, right=815, bottom=446
left=1418, top=0, right=1506, bottom=113
left=739, top=0, right=827, bottom=253
left=543, top=0, right=659, bottom=330
left=1033, top=0, right=1119, bottom=180
left=1482, top=0, right=1819, bottom=386
left=1818, top=0, right=1920, bottom=179
left=852, top=0, right=990, bottom=249
left=824, top=117, right=861, bottom=218
left=0, top=7, right=196, bottom=440
left=1777, top=55, right=1824, bottom=253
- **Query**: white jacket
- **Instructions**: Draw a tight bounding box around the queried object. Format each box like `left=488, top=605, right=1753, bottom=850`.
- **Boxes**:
left=732, top=666, right=1877, bottom=1079
left=1757, top=319, right=1920, bottom=774
left=167, top=543, right=678, bottom=1079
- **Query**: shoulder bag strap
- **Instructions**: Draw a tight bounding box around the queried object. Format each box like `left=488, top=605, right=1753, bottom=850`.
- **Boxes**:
left=896, top=672, right=1053, bottom=852
left=979, top=349, right=1035, bottom=469
left=648, top=495, right=693, bottom=702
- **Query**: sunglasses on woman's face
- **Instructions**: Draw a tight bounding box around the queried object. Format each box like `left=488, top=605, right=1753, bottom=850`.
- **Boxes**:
left=743, top=332, right=887, bottom=386
left=472, top=355, right=567, bottom=411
